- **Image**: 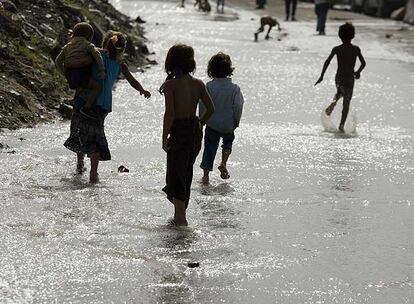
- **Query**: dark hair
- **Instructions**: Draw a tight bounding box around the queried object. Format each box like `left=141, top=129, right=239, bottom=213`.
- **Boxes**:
left=164, top=44, right=196, bottom=77
left=207, top=52, right=234, bottom=78
left=103, top=31, right=127, bottom=59
left=338, top=22, right=355, bottom=41
left=73, top=22, right=94, bottom=40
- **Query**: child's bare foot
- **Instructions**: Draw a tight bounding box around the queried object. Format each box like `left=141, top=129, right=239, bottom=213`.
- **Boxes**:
left=325, top=102, right=337, bottom=116
left=218, top=165, right=230, bottom=179
left=200, top=175, right=209, bottom=185
left=89, top=172, right=99, bottom=184
left=169, top=218, right=188, bottom=227
left=338, top=124, right=345, bottom=133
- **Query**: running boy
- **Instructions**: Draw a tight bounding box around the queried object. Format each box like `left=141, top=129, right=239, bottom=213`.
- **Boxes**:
left=315, top=22, right=366, bottom=132
left=55, top=22, right=105, bottom=119
left=200, top=52, right=244, bottom=184
left=254, top=16, right=281, bottom=42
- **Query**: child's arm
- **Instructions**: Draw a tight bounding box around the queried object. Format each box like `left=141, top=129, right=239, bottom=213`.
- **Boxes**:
left=354, top=47, right=366, bottom=79
left=162, top=82, right=175, bottom=152
left=121, top=63, right=151, bottom=98
left=315, top=47, right=336, bottom=86
left=199, top=82, right=215, bottom=126
left=233, top=87, right=244, bottom=129
left=88, top=44, right=105, bottom=79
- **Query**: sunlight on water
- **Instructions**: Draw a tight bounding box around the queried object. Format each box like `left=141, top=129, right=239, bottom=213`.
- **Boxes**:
left=0, top=0, right=413, bottom=303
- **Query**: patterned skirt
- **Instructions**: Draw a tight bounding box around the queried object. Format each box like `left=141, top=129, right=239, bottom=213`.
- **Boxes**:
left=64, top=97, right=111, bottom=161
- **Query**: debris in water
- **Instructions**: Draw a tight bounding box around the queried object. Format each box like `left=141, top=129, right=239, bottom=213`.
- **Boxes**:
left=118, top=165, right=130, bottom=173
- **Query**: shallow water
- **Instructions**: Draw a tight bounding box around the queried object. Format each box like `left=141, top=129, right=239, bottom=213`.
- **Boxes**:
left=1, top=1, right=413, bottom=303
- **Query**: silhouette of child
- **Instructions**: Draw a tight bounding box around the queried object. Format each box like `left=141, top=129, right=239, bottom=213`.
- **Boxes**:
left=315, top=23, right=366, bottom=132
left=161, top=44, right=214, bottom=226
left=254, top=16, right=281, bottom=42
left=199, top=53, right=244, bottom=184
left=55, top=23, right=105, bottom=120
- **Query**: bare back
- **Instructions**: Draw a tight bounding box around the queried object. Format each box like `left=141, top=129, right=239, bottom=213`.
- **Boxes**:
left=164, top=75, right=205, bottom=119
left=334, top=43, right=360, bottom=80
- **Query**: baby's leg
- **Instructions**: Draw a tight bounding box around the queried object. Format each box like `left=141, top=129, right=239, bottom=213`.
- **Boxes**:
left=84, top=78, right=102, bottom=109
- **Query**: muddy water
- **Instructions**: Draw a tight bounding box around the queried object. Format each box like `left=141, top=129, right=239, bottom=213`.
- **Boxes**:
left=0, top=0, right=413, bottom=303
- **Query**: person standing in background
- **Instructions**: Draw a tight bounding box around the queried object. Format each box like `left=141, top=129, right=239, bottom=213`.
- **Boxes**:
left=285, top=0, right=297, bottom=21
left=256, top=0, right=266, bottom=9
left=315, top=0, right=329, bottom=35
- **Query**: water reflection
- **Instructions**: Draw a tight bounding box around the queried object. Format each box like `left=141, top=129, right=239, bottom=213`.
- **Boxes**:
left=155, top=229, right=196, bottom=304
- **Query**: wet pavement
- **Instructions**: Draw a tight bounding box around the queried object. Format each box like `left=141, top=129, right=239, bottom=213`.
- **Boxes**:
left=0, top=0, right=413, bottom=303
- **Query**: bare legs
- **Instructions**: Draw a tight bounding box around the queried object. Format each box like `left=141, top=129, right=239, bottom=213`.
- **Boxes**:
left=325, top=87, right=352, bottom=132
left=202, top=148, right=232, bottom=183
left=218, top=148, right=231, bottom=179
left=173, top=198, right=188, bottom=226
left=90, top=152, right=100, bottom=183
left=76, top=152, right=85, bottom=174
left=75, top=152, right=99, bottom=183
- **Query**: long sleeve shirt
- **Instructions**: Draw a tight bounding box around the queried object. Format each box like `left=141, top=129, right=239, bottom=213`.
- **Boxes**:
left=199, top=78, right=244, bottom=134
left=55, top=36, right=105, bottom=74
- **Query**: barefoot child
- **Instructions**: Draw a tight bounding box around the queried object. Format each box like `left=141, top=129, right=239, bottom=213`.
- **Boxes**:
left=64, top=31, right=151, bottom=183
left=161, top=44, right=214, bottom=226
left=315, top=22, right=366, bottom=132
left=200, top=53, right=244, bottom=184
left=254, top=16, right=281, bottom=42
left=55, top=22, right=105, bottom=119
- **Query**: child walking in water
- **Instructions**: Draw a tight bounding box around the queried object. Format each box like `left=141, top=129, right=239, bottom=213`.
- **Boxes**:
left=315, top=23, right=366, bottom=132
left=200, top=53, right=244, bottom=184
left=161, top=44, right=214, bottom=226
left=64, top=31, right=151, bottom=183
left=55, top=22, right=105, bottom=119
left=254, top=16, right=281, bottom=42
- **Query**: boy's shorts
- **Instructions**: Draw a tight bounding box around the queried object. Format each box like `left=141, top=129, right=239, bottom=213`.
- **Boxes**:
left=65, top=65, right=92, bottom=90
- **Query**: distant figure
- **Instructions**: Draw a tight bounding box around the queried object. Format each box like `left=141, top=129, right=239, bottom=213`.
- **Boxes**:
left=285, top=0, right=297, bottom=21
left=254, top=16, right=281, bottom=42
left=180, top=0, right=185, bottom=7
left=194, top=0, right=211, bottom=12
left=217, top=0, right=225, bottom=13
left=256, top=0, right=266, bottom=9
left=200, top=53, right=244, bottom=184
left=64, top=31, right=151, bottom=183
left=55, top=23, right=105, bottom=120
left=161, top=44, right=214, bottom=226
left=315, top=0, right=329, bottom=35
left=315, top=23, right=366, bottom=132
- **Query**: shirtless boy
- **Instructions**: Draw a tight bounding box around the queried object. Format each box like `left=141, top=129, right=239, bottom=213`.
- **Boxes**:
left=315, top=23, right=366, bottom=132
left=254, top=16, right=281, bottom=42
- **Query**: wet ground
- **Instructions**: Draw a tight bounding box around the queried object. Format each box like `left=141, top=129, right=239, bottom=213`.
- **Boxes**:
left=0, top=0, right=413, bottom=303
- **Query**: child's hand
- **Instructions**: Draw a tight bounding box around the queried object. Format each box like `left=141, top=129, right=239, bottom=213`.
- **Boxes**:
left=162, top=138, right=170, bottom=152
left=140, top=90, right=151, bottom=99
left=354, top=71, right=361, bottom=79
left=99, top=72, right=105, bottom=80
left=314, top=76, right=323, bottom=86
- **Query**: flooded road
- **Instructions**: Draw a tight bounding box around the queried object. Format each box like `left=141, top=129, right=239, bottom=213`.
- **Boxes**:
left=1, top=0, right=413, bottom=303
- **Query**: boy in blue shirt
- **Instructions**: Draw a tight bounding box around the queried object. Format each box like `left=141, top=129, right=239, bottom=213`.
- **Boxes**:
left=200, top=52, right=244, bottom=184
